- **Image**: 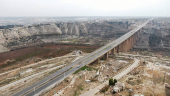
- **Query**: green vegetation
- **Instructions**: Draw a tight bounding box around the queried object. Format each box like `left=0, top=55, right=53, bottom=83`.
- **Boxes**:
left=109, top=78, right=114, bottom=85
left=73, top=65, right=98, bottom=74
left=109, top=78, right=117, bottom=86
left=114, top=79, right=117, bottom=84
left=0, top=59, right=16, bottom=69
left=78, top=84, right=84, bottom=90
left=100, top=85, right=109, bottom=93
left=73, top=90, right=78, bottom=96
left=0, top=78, right=15, bottom=86
left=149, top=33, right=162, bottom=47
left=73, top=84, right=84, bottom=96
left=0, top=44, right=98, bottom=69
left=0, top=25, right=23, bottom=29
left=15, top=49, right=50, bottom=61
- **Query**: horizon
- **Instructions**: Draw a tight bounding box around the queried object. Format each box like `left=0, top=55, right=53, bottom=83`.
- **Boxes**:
left=0, top=0, right=169, bottom=17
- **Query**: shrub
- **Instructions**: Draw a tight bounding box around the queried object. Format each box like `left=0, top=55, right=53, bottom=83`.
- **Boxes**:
left=114, top=79, right=117, bottom=84
left=109, top=78, right=114, bottom=85
left=109, top=78, right=117, bottom=86
left=100, top=85, right=109, bottom=93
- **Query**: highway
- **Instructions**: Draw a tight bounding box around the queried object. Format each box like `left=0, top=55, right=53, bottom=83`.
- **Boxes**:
left=13, top=20, right=150, bottom=96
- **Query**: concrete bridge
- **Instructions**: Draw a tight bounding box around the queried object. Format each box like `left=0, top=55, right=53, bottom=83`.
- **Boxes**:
left=13, top=19, right=151, bottom=96
left=91, top=20, right=150, bottom=64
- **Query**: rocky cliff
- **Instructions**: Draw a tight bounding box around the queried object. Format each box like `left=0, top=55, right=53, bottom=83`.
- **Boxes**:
left=0, top=21, right=131, bottom=52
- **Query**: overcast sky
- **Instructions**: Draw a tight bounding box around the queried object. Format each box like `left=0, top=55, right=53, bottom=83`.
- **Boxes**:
left=0, top=0, right=169, bottom=17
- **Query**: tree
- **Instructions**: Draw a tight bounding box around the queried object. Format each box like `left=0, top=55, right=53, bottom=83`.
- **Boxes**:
left=109, top=78, right=114, bottom=86
left=114, top=79, right=117, bottom=84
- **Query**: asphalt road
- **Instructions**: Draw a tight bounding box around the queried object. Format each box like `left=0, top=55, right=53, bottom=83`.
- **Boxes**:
left=13, top=20, right=150, bottom=96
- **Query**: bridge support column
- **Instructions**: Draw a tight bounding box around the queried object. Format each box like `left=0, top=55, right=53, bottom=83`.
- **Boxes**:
left=94, top=58, right=100, bottom=64
left=119, top=43, right=123, bottom=52
left=140, top=29, right=142, bottom=33
left=116, top=45, right=119, bottom=53
left=111, top=48, right=115, bottom=55
left=134, top=33, right=137, bottom=44
left=130, top=36, right=132, bottom=50
left=121, top=42, right=125, bottom=52
left=127, top=38, right=130, bottom=51
left=108, top=50, right=111, bottom=55
left=124, top=40, right=128, bottom=52
left=135, top=32, right=138, bottom=43
left=113, top=48, right=115, bottom=54
left=104, top=52, right=109, bottom=60
left=137, top=31, right=139, bottom=40
left=132, top=35, right=134, bottom=48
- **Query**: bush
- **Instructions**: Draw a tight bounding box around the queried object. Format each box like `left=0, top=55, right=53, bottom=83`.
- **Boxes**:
left=109, top=78, right=114, bottom=85
left=100, top=85, right=109, bottom=93
left=109, top=78, right=117, bottom=86
left=114, top=79, right=117, bottom=84
left=149, top=33, right=161, bottom=47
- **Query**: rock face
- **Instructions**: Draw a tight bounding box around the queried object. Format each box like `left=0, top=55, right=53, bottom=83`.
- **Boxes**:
left=3, top=29, right=20, bottom=39
left=60, top=23, right=68, bottom=34
left=0, top=21, right=129, bottom=42
left=0, top=21, right=129, bottom=52
left=18, top=27, right=31, bottom=37
left=0, top=24, right=63, bottom=42
left=67, top=23, right=74, bottom=35
left=78, top=23, right=88, bottom=35
left=134, top=19, right=170, bottom=50
left=0, top=31, right=6, bottom=43
left=72, top=25, right=79, bottom=35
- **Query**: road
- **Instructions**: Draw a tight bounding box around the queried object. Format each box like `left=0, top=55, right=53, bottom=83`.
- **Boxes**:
left=13, top=20, right=150, bottom=96
left=80, top=58, right=140, bottom=96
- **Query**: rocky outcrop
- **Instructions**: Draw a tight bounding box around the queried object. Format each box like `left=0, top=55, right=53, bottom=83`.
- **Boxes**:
left=67, top=23, right=74, bottom=35
left=3, top=29, right=20, bottom=39
left=0, top=44, right=9, bottom=52
left=0, top=21, right=130, bottom=52
left=60, top=23, right=68, bottom=34
left=0, top=21, right=129, bottom=42
left=0, top=31, right=6, bottom=43
left=18, top=27, right=31, bottom=37
left=72, top=25, right=79, bottom=35
left=78, top=23, right=88, bottom=35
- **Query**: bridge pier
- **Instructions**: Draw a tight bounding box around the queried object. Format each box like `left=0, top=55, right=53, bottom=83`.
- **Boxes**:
left=119, top=43, right=123, bottom=52
left=134, top=33, right=137, bottom=44
left=132, top=35, right=134, bottom=48
left=129, top=36, right=132, bottom=50
left=112, top=48, right=115, bottom=55
left=104, top=52, right=109, bottom=60
left=124, top=40, right=128, bottom=52
left=94, top=58, right=100, bottom=64
left=116, top=45, right=119, bottom=53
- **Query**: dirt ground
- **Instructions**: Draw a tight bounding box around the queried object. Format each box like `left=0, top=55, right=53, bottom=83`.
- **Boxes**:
left=43, top=56, right=134, bottom=96
left=97, top=53, right=170, bottom=96
left=0, top=44, right=98, bottom=73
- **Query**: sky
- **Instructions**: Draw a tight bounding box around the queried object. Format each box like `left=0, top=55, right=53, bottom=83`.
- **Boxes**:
left=0, top=0, right=169, bottom=17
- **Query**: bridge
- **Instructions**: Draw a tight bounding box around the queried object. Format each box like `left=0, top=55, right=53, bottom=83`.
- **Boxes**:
left=13, top=19, right=151, bottom=96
